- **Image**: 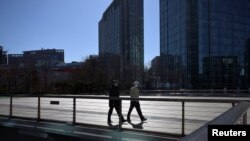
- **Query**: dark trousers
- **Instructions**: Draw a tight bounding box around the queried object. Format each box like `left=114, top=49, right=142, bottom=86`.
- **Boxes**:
left=108, top=100, right=124, bottom=121
left=127, top=101, right=144, bottom=120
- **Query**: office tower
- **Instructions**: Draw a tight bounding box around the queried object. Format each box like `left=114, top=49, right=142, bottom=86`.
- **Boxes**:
left=99, top=0, right=144, bottom=83
left=160, top=0, right=250, bottom=89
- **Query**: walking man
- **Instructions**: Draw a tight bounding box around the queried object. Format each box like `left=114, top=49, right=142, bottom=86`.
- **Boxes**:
left=127, top=81, right=147, bottom=122
left=108, top=80, right=126, bottom=123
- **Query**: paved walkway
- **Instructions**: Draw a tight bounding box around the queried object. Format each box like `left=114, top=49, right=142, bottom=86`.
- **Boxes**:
left=1, top=96, right=249, bottom=135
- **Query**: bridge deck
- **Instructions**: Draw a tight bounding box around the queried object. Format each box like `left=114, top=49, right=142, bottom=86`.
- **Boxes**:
left=0, top=95, right=249, bottom=139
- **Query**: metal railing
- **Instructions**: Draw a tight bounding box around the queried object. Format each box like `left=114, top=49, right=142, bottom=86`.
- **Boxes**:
left=131, top=89, right=250, bottom=97
left=0, top=95, right=249, bottom=137
left=179, top=102, right=250, bottom=141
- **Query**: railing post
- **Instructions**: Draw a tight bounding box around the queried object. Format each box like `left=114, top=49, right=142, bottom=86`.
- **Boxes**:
left=232, top=102, right=235, bottom=107
left=9, top=95, right=13, bottom=119
left=37, top=96, right=41, bottom=122
left=119, top=98, right=122, bottom=130
left=243, top=113, right=247, bottom=125
left=73, top=97, right=76, bottom=125
left=182, top=101, right=185, bottom=136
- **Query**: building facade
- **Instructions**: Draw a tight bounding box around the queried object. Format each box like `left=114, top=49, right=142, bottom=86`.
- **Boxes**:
left=0, top=46, right=7, bottom=66
left=8, top=49, right=64, bottom=67
left=151, top=56, right=161, bottom=77
left=99, top=0, right=144, bottom=83
left=160, top=0, right=250, bottom=89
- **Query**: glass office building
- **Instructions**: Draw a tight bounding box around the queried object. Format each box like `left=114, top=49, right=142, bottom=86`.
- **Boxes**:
left=99, top=0, right=144, bottom=82
left=160, top=0, right=250, bottom=89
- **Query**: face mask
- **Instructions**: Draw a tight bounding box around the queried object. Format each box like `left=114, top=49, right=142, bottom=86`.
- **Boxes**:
left=114, top=83, right=118, bottom=87
left=134, top=84, right=138, bottom=87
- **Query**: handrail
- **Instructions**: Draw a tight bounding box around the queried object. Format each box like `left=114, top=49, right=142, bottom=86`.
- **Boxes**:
left=140, top=89, right=250, bottom=92
left=137, top=89, right=250, bottom=93
left=179, top=102, right=250, bottom=141
left=0, top=94, right=249, bottom=137
left=1, top=94, right=250, bottom=103
left=2, top=89, right=250, bottom=94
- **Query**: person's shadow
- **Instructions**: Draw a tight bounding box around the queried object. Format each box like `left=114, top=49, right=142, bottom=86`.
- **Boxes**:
left=128, top=121, right=144, bottom=129
left=107, top=122, right=119, bottom=129
left=107, top=121, right=127, bottom=130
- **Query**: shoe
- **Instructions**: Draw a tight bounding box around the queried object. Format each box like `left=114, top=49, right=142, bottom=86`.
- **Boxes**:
left=141, top=117, right=147, bottom=122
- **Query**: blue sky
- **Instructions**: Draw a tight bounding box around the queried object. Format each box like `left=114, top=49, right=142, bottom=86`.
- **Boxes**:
left=0, top=0, right=159, bottom=64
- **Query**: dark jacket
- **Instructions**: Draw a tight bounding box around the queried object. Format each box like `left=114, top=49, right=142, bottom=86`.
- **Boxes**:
left=109, top=86, right=120, bottom=106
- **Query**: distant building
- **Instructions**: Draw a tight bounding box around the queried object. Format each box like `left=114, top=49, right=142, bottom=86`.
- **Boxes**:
left=85, top=55, right=99, bottom=62
left=99, top=0, right=144, bottom=83
left=8, top=48, right=64, bottom=67
left=84, top=55, right=102, bottom=68
left=160, top=0, right=250, bottom=89
left=23, top=49, right=64, bottom=66
left=50, top=61, right=83, bottom=82
left=151, top=56, right=161, bottom=76
left=145, top=56, right=161, bottom=89
left=53, top=62, right=82, bottom=72
left=51, top=55, right=101, bottom=81
left=8, top=54, right=24, bottom=66
left=0, top=46, right=7, bottom=66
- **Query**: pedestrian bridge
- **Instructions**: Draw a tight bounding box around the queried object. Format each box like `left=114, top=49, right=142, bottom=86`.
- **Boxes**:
left=0, top=94, right=249, bottom=141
